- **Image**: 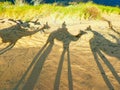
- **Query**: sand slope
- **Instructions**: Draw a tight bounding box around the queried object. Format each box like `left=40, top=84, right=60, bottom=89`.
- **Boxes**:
left=0, top=15, right=120, bottom=90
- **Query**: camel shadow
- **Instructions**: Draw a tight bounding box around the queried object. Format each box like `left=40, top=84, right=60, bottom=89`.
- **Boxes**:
left=86, top=26, right=120, bottom=59
left=0, top=20, right=50, bottom=55
left=85, top=26, right=120, bottom=90
left=13, top=22, right=87, bottom=90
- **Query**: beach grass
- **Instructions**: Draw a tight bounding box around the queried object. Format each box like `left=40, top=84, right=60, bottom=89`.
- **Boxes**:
left=0, top=1, right=120, bottom=21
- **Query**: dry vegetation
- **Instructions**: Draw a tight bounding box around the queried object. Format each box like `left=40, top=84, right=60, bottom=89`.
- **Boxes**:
left=0, top=2, right=120, bottom=21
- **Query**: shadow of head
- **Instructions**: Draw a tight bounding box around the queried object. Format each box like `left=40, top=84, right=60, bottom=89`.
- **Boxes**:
left=85, top=25, right=92, bottom=31
left=62, top=21, right=66, bottom=28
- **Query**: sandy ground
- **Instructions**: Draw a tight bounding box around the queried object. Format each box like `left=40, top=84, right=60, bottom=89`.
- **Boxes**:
left=0, top=14, right=120, bottom=90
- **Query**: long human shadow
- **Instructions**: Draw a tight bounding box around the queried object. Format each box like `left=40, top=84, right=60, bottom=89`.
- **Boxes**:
left=0, top=20, right=50, bottom=55
left=86, top=26, right=120, bottom=90
left=13, top=22, right=87, bottom=90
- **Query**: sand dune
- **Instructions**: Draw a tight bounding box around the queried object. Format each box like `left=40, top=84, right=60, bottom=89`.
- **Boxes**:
left=0, top=15, right=120, bottom=90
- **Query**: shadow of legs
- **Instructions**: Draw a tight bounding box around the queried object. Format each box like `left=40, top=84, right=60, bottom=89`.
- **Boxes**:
left=67, top=48, right=73, bottom=90
left=91, top=47, right=114, bottom=90
left=22, top=43, right=53, bottom=90
left=13, top=42, right=48, bottom=90
left=54, top=48, right=67, bottom=90
left=97, top=50, right=120, bottom=84
left=0, top=43, right=15, bottom=55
